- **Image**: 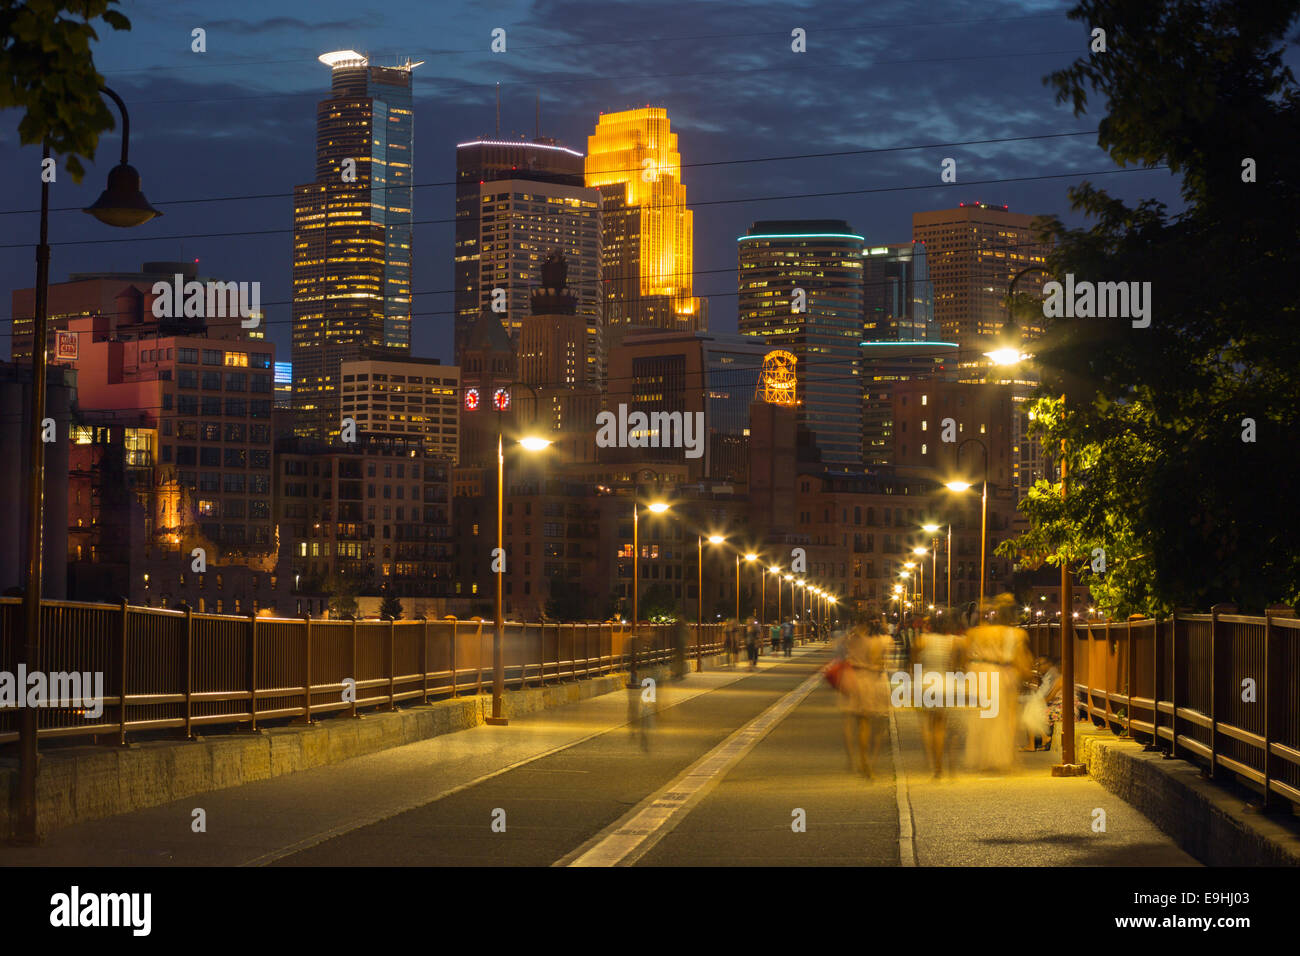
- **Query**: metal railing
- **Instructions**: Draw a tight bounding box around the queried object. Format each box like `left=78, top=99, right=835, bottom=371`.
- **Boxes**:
left=1027, top=609, right=1300, bottom=809
left=0, top=598, right=750, bottom=747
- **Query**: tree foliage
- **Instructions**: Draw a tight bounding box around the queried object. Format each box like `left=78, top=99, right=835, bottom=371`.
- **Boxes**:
left=0, top=0, right=131, bottom=180
left=379, top=590, right=403, bottom=621
left=998, top=0, right=1300, bottom=615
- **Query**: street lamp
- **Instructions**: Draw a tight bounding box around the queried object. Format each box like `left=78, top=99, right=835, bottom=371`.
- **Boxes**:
left=769, top=566, right=782, bottom=625
left=945, top=436, right=990, bottom=612
left=738, top=553, right=758, bottom=624
left=912, top=547, right=927, bottom=615
left=698, top=533, right=725, bottom=672
left=487, top=430, right=551, bottom=726
left=16, top=86, right=160, bottom=845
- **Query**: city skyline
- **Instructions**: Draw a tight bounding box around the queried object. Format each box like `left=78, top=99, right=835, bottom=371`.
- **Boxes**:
left=0, top=2, right=1200, bottom=366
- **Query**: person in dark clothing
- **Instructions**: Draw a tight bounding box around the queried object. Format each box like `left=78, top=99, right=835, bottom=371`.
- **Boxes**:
left=781, top=618, right=794, bottom=656
left=745, top=618, right=760, bottom=670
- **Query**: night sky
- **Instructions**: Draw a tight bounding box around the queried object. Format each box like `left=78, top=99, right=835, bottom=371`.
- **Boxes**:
left=0, top=0, right=1210, bottom=364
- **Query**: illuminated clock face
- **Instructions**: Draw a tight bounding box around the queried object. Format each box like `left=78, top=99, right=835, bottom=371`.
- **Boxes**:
left=463, top=387, right=480, bottom=411
left=493, top=387, right=511, bottom=411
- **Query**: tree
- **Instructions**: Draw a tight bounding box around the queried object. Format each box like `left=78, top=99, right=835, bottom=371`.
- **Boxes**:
left=379, top=590, right=403, bottom=621
left=544, top=575, right=586, bottom=622
left=998, top=0, right=1300, bottom=615
left=639, top=583, right=677, bottom=624
left=326, top=572, right=359, bottom=620
left=0, top=0, right=131, bottom=180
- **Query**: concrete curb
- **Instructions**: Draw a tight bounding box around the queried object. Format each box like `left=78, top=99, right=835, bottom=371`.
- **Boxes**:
left=3, top=655, right=727, bottom=839
left=1080, top=728, right=1300, bottom=866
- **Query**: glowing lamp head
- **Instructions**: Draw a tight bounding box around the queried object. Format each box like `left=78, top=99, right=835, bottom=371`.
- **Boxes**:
left=945, top=480, right=973, bottom=492
left=707, top=534, right=725, bottom=545
left=912, top=547, right=928, bottom=556
left=647, top=502, right=670, bottom=514
left=744, top=553, right=758, bottom=562
left=984, top=347, right=1024, bottom=367
left=518, top=436, right=552, bottom=452
left=922, top=523, right=941, bottom=534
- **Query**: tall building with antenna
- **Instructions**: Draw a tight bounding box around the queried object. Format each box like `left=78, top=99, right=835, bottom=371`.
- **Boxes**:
left=585, top=107, right=706, bottom=351
left=453, top=95, right=602, bottom=386
left=292, top=50, right=420, bottom=440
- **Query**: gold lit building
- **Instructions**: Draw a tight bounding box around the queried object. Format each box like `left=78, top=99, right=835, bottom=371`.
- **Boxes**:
left=585, top=108, right=705, bottom=348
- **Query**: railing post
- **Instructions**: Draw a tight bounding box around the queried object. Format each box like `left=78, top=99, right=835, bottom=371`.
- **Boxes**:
left=539, top=622, right=547, bottom=687
left=1209, top=603, right=1230, bottom=779
left=248, top=611, right=258, bottom=732
left=388, top=617, right=396, bottom=711
left=422, top=617, right=430, bottom=703
left=118, top=598, right=129, bottom=746
left=1151, top=615, right=1162, bottom=747
left=1119, top=618, right=1132, bottom=737
left=1103, top=619, right=1112, bottom=730
left=450, top=620, right=458, bottom=697
left=183, top=604, right=193, bottom=740
left=1262, top=610, right=1275, bottom=810
left=300, top=613, right=313, bottom=725
left=1169, top=610, right=1179, bottom=760
left=350, top=618, right=359, bottom=719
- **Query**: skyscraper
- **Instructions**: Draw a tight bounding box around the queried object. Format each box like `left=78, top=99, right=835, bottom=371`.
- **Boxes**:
left=912, top=202, right=1053, bottom=500
left=453, top=138, right=602, bottom=387
left=862, top=241, right=936, bottom=341
left=911, top=202, right=1050, bottom=353
left=585, top=108, right=705, bottom=349
left=737, top=220, right=864, bottom=467
left=292, top=50, right=420, bottom=440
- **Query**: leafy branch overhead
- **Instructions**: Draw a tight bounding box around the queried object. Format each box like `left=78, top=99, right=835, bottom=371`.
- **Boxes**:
left=999, top=0, right=1300, bottom=615
left=0, top=0, right=131, bottom=180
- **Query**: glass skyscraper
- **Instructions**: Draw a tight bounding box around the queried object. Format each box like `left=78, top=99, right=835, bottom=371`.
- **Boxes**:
left=292, top=50, right=419, bottom=440
left=737, top=220, right=865, bottom=467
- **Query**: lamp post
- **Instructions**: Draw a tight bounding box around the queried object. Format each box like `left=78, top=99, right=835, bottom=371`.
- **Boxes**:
left=739, top=553, right=758, bottom=624
left=772, top=567, right=783, bottom=625
left=15, top=87, right=161, bottom=845
left=487, top=411, right=551, bottom=727
left=912, top=547, right=928, bottom=618
left=994, top=267, right=1082, bottom=773
left=945, top=436, right=990, bottom=613
left=698, top=533, right=724, bottom=672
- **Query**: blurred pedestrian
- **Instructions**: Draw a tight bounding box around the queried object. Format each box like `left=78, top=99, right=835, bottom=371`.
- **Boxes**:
left=838, top=622, right=893, bottom=778
left=781, top=618, right=794, bottom=656
left=964, top=594, right=1032, bottom=772
left=745, top=616, right=760, bottom=670
left=913, top=609, right=966, bottom=778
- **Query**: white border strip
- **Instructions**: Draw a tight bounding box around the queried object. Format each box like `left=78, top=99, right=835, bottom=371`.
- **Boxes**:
left=560, top=672, right=823, bottom=868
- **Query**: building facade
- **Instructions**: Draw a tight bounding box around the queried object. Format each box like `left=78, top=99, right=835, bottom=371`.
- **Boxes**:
left=737, top=221, right=865, bottom=467
left=586, top=108, right=705, bottom=347
left=340, top=355, right=460, bottom=461
left=292, top=51, right=419, bottom=440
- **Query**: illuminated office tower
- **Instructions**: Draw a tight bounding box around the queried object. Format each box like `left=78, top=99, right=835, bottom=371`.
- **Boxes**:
left=585, top=108, right=705, bottom=349
left=453, top=138, right=602, bottom=386
left=862, top=241, right=936, bottom=341
left=737, top=220, right=864, bottom=467
left=912, top=202, right=1053, bottom=501
left=911, top=202, right=1050, bottom=353
left=292, top=50, right=420, bottom=440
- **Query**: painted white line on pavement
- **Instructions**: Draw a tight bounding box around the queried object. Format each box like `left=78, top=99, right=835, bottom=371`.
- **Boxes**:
left=888, top=708, right=917, bottom=866
left=242, top=669, right=751, bottom=867
left=559, top=669, right=825, bottom=868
